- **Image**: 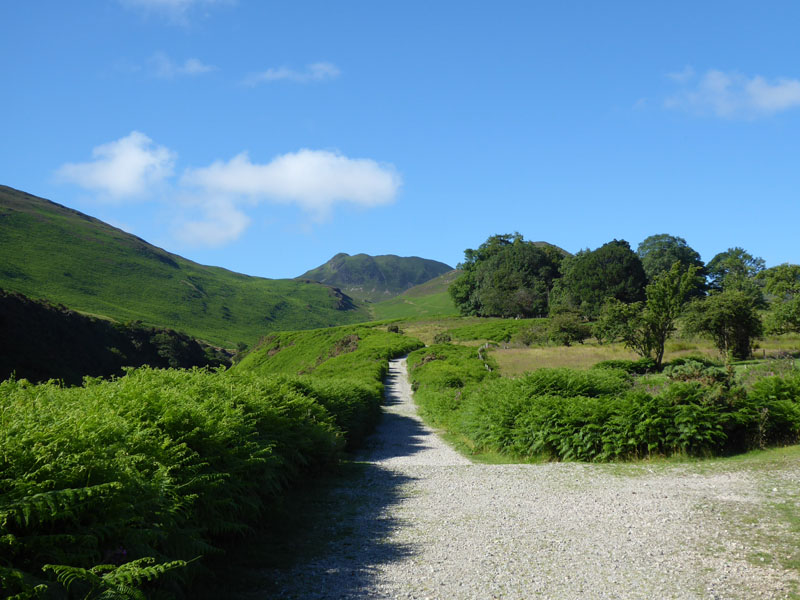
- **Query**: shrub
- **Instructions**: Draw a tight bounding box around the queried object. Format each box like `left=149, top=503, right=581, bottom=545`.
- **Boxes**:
left=547, top=312, right=592, bottom=346
left=592, top=357, right=656, bottom=375
left=663, top=360, right=728, bottom=384
left=433, top=332, right=452, bottom=344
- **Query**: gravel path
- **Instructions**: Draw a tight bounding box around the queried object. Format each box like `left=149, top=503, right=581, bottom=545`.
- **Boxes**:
left=259, top=358, right=798, bottom=599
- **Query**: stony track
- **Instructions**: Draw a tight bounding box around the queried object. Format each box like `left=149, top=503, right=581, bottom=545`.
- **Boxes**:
left=259, top=358, right=798, bottom=599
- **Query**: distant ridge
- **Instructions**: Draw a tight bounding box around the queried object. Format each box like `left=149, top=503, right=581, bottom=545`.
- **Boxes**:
left=0, top=185, right=369, bottom=346
left=299, top=252, right=453, bottom=302
left=370, top=269, right=462, bottom=319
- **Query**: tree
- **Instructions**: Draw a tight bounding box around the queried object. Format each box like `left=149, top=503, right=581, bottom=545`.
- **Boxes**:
left=707, top=247, right=765, bottom=293
left=759, top=263, right=800, bottom=298
left=636, top=234, right=706, bottom=285
left=685, top=289, right=763, bottom=361
left=594, top=262, right=701, bottom=367
left=760, top=264, right=800, bottom=335
left=449, top=233, right=564, bottom=317
left=553, top=239, right=647, bottom=318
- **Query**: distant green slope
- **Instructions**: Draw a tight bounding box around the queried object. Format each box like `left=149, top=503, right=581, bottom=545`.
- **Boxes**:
left=0, top=185, right=369, bottom=346
left=371, top=270, right=462, bottom=319
left=299, top=252, right=453, bottom=302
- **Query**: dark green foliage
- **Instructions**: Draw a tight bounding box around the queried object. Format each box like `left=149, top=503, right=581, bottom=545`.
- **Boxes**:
left=765, top=296, right=800, bottom=335
left=433, top=332, right=452, bottom=344
left=299, top=252, right=453, bottom=302
left=760, top=264, right=800, bottom=335
left=591, top=357, right=657, bottom=375
left=552, top=239, right=647, bottom=318
left=685, top=290, right=764, bottom=361
left=514, top=321, right=549, bottom=347
left=0, top=288, right=230, bottom=385
left=0, top=186, right=369, bottom=347
left=636, top=234, right=706, bottom=285
left=546, top=312, right=591, bottom=346
left=449, top=234, right=566, bottom=318
left=1, top=323, right=423, bottom=599
left=592, top=263, right=702, bottom=366
left=663, top=360, right=728, bottom=384
left=0, top=368, right=345, bottom=598
left=707, top=247, right=766, bottom=299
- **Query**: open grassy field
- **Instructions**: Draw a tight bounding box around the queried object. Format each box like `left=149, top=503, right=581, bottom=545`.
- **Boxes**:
left=490, top=335, right=800, bottom=376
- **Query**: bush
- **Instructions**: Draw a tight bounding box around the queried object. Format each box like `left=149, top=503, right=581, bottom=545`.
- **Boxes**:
left=592, top=357, right=656, bottom=375
left=433, top=332, right=452, bottom=344
left=407, top=344, right=800, bottom=463
left=663, top=360, right=728, bottom=384
left=0, top=368, right=343, bottom=598
left=547, top=312, right=592, bottom=346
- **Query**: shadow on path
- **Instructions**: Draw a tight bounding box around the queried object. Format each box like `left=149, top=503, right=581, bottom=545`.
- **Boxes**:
left=229, top=358, right=435, bottom=599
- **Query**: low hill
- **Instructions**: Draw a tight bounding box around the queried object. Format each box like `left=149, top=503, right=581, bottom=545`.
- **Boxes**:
left=371, top=269, right=462, bottom=319
left=299, top=252, right=453, bottom=302
left=0, top=185, right=369, bottom=347
left=0, top=288, right=230, bottom=384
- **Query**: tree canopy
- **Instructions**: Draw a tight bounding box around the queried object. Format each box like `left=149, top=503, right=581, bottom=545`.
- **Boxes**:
left=449, top=233, right=564, bottom=317
left=594, top=262, right=702, bottom=367
left=551, top=239, right=647, bottom=318
left=707, top=247, right=765, bottom=292
left=685, top=289, right=763, bottom=361
left=636, top=234, right=705, bottom=283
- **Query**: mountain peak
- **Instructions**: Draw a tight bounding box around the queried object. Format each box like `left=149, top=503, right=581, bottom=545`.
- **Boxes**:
left=300, top=253, right=453, bottom=302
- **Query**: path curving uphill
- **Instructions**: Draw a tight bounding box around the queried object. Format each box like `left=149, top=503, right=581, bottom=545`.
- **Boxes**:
left=260, top=358, right=798, bottom=599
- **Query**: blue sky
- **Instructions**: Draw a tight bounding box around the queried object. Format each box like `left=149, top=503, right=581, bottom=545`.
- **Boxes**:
left=2, top=1, right=799, bottom=279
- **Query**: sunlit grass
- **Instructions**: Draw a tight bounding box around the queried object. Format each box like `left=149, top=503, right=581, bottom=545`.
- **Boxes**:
left=491, top=336, right=800, bottom=376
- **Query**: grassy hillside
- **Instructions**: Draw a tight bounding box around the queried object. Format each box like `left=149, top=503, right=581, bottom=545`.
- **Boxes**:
left=299, top=252, right=452, bottom=302
left=0, top=288, right=230, bottom=384
left=0, top=186, right=370, bottom=347
left=370, top=269, right=462, bottom=319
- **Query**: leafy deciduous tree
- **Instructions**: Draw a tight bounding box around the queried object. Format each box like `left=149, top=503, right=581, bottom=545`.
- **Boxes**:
left=552, top=239, right=647, bottom=318
left=636, top=233, right=706, bottom=287
left=449, top=233, right=564, bottom=317
left=594, top=262, right=701, bottom=367
left=707, top=247, right=765, bottom=295
left=685, top=289, right=764, bottom=361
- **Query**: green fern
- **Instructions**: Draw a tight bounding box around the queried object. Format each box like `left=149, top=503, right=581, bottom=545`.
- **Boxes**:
left=43, top=558, right=186, bottom=600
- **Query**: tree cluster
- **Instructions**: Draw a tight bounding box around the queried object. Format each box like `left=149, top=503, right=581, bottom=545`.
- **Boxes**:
left=450, top=232, right=796, bottom=363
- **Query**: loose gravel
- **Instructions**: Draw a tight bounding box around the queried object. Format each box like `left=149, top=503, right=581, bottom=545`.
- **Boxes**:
left=259, top=358, right=799, bottom=599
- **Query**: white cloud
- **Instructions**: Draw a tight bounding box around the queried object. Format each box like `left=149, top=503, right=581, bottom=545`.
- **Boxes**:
left=243, top=62, right=340, bottom=86
left=174, top=197, right=251, bottom=246
left=56, top=131, right=176, bottom=198
left=120, top=0, right=226, bottom=15
left=665, top=68, right=800, bottom=118
left=57, top=134, right=401, bottom=247
left=666, top=66, right=695, bottom=84
left=181, top=149, right=401, bottom=216
left=150, top=52, right=216, bottom=78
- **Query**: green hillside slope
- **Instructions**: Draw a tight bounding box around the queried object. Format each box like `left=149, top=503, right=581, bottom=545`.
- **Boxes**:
left=299, top=252, right=453, bottom=302
left=0, top=288, right=230, bottom=384
left=371, top=269, right=462, bottom=319
left=0, top=185, right=369, bottom=346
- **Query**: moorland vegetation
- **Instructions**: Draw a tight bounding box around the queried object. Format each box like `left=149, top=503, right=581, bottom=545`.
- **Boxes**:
left=2, top=197, right=799, bottom=600
left=0, top=323, right=422, bottom=599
